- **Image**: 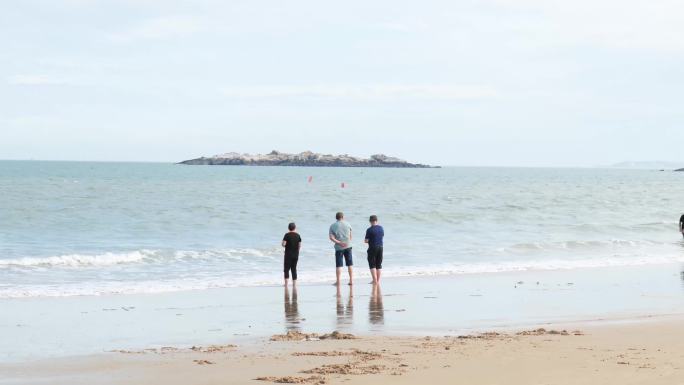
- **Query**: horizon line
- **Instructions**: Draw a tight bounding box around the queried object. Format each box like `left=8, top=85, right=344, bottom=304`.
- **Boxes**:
left=1, top=158, right=677, bottom=170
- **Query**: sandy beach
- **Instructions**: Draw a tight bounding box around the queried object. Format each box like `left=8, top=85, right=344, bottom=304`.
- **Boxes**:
left=3, top=264, right=684, bottom=362
left=2, top=316, right=683, bottom=385
left=2, top=264, right=684, bottom=384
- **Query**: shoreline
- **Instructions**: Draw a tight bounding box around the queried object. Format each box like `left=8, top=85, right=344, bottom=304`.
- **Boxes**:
left=2, top=263, right=683, bottom=363
left=4, top=256, right=684, bottom=299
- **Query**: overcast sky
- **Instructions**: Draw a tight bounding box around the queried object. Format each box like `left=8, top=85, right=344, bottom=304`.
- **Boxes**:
left=1, top=0, right=683, bottom=166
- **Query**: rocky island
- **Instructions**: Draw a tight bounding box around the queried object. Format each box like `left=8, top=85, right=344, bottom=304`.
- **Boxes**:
left=179, top=151, right=438, bottom=168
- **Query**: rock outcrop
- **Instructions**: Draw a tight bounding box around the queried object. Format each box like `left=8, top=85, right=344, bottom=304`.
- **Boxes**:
left=179, top=151, right=437, bottom=168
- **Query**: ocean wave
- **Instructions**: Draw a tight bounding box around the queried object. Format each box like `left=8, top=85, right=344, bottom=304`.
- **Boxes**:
left=499, top=239, right=672, bottom=254
left=0, top=251, right=151, bottom=268
left=2, top=254, right=684, bottom=298
left=0, top=248, right=281, bottom=269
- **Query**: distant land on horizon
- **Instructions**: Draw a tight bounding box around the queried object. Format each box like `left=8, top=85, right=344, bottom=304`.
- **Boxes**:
left=608, top=161, right=684, bottom=170
left=179, top=150, right=438, bottom=168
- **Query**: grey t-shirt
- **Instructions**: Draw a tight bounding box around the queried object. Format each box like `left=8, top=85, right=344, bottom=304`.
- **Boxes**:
left=329, top=220, right=352, bottom=251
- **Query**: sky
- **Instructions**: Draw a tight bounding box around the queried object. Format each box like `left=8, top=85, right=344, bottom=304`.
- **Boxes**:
left=1, top=0, right=683, bottom=167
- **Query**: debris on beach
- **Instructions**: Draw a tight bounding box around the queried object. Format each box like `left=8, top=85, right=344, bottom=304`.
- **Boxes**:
left=516, top=328, right=580, bottom=336
left=190, top=344, right=237, bottom=353
left=193, top=359, right=215, bottom=365
left=270, top=331, right=321, bottom=341
left=292, top=351, right=348, bottom=357
left=302, top=363, right=386, bottom=375
left=292, top=350, right=379, bottom=359
left=110, top=343, right=236, bottom=355
left=319, top=331, right=355, bottom=340
left=255, top=375, right=327, bottom=384
left=297, top=348, right=390, bottom=377
left=270, top=331, right=356, bottom=341
left=456, top=332, right=502, bottom=340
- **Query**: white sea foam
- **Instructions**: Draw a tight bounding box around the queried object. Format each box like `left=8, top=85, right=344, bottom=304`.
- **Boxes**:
left=498, top=239, right=672, bottom=254
left=2, top=253, right=683, bottom=298
left=0, top=251, right=151, bottom=268
left=0, top=248, right=281, bottom=269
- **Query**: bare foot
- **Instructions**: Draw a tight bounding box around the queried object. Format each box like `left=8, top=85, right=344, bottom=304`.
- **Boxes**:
left=348, top=282, right=353, bottom=286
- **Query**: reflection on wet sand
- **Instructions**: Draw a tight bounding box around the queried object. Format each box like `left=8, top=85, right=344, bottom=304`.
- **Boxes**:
left=284, top=285, right=300, bottom=331
left=369, top=284, right=384, bottom=325
left=336, top=285, right=354, bottom=328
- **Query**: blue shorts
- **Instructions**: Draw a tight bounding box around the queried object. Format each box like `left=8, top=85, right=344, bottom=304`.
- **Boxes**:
left=335, top=248, right=353, bottom=267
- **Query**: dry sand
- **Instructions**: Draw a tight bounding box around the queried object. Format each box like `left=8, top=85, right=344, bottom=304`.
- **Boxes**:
left=2, top=318, right=684, bottom=385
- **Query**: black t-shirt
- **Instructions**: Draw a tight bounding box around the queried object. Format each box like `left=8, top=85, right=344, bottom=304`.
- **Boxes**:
left=283, top=232, right=302, bottom=258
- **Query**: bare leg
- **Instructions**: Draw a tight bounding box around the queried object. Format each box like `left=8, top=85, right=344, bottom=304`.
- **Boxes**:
left=335, top=267, right=342, bottom=285
left=284, top=278, right=289, bottom=287
left=347, top=266, right=353, bottom=285
left=376, top=269, right=381, bottom=285
left=369, top=268, right=377, bottom=284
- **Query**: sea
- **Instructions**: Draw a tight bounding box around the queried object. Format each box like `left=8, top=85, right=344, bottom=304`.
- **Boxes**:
left=2, top=160, right=684, bottom=299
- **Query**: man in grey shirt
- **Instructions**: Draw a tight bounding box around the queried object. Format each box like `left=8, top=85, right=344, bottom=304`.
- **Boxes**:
left=329, top=212, right=353, bottom=286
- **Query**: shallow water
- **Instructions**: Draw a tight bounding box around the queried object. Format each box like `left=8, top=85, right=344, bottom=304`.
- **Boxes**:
left=2, top=161, right=684, bottom=297
left=1, top=264, right=683, bottom=361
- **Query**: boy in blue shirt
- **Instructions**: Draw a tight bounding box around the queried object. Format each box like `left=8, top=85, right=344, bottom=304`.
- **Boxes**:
left=364, top=215, right=384, bottom=285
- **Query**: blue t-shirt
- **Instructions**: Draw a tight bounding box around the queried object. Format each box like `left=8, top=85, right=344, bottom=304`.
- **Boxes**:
left=365, top=225, right=384, bottom=247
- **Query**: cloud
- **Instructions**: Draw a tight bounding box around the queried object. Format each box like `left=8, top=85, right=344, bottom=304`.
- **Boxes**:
left=7, top=74, right=71, bottom=86
left=107, top=15, right=205, bottom=43
left=484, top=0, right=684, bottom=52
left=219, top=84, right=498, bottom=100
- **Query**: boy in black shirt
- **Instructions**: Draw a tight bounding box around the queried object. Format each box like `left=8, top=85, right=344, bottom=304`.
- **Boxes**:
left=282, top=222, right=302, bottom=286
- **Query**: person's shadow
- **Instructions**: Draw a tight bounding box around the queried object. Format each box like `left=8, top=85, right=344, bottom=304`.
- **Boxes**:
left=336, top=284, right=354, bottom=328
left=369, top=284, right=384, bottom=325
left=284, top=285, right=300, bottom=331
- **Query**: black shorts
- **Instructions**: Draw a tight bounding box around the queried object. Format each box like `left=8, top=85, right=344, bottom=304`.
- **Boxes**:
left=367, top=246, right=383, bottom=269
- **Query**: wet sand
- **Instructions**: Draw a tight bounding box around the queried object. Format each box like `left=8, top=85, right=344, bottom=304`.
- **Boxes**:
left=2, top=317, right=684, bottom=385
